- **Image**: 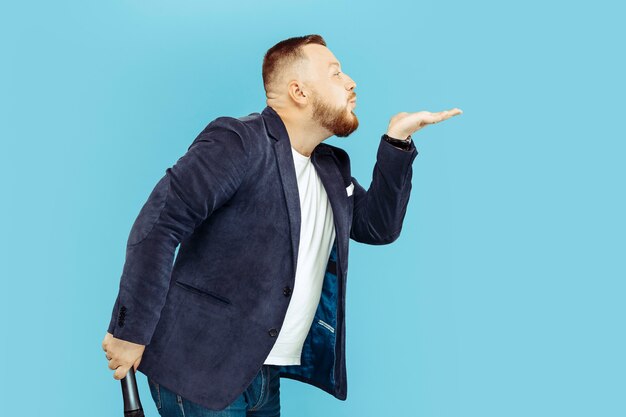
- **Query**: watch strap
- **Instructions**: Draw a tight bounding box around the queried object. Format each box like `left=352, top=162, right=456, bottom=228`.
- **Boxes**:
left=382, top=133, right=412, bottom=150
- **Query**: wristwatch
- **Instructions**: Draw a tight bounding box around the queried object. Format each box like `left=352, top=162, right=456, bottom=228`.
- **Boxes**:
left=382, top=133, right=413, bottom=151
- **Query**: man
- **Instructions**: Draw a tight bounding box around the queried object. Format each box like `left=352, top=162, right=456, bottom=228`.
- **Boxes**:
left=101, top=34, right=462, bottom=416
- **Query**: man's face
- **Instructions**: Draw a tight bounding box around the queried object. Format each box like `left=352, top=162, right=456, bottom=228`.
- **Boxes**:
left=302, top=45, right=359, bottom=137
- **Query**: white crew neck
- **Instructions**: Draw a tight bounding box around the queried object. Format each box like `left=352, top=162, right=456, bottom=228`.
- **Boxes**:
left=291, top=146, right=311, bottom=161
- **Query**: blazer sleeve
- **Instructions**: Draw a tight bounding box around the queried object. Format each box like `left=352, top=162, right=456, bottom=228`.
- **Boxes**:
left=107, top=119, right=250, bottom=346
left=349, top=135, right=418, bottom=244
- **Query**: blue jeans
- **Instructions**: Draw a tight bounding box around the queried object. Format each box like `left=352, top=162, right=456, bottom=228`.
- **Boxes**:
left=147, top=365, right=281, bottom=417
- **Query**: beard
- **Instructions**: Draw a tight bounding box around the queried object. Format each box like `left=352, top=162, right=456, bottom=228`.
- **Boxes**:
left=309, top=90, right=359, bottom=137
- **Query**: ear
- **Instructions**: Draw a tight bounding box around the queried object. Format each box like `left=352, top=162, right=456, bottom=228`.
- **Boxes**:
left=288, top=80, right=309, bottom=105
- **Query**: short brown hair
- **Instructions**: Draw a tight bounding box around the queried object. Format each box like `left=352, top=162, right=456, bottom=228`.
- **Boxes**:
left=262, top=34, right=327, bottom=95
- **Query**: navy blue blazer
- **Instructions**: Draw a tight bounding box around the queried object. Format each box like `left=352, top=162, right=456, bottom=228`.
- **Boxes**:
left=107, top=105, right=418, bottom=410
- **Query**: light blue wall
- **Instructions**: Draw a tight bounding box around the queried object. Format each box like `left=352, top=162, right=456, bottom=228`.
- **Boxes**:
left=1, top=1, right=624, bottom=416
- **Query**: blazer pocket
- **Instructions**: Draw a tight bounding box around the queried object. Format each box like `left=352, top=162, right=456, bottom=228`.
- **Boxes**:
left=346, top=182, right=354, bottom=197
left=174, top=280, right=232, bottom=305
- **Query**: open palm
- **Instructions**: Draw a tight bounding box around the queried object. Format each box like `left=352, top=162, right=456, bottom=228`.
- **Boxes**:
left=387, top=108, right=463, bottom=139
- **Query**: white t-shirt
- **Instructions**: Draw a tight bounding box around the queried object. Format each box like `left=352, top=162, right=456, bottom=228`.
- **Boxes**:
left=263, top=146, right=337, bottom=365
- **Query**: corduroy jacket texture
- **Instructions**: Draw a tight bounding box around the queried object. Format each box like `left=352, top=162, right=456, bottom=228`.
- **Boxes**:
left=107, top=105, right=418, bottom=410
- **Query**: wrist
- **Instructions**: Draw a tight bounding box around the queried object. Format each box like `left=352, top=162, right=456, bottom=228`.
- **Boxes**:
left=382, top=133, right=413, bottom=151
left=385, top=132, right=411, bottom=141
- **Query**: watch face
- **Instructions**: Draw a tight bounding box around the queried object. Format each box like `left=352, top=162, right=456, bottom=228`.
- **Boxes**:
left=384, top=135, right=410, bottom=143
left=385, top=134, right=410, bottom=142
left=383, top=135, right=411, bottom=150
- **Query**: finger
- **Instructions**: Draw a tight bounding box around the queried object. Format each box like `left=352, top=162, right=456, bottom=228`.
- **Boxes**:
left=108, top=358, right=118, bottom=370
left=444, top=108, right=463, bottom=118
left=114, top=365, right=130, bottom=380
left=433, top=109, right=462, bottom=123
left=133, top=356, right=142, bottom=372
left=420, top=112, right=445, bottom=125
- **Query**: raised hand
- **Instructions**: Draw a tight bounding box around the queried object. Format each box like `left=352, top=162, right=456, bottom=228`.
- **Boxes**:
left=387, top=108, right=463, bottom=139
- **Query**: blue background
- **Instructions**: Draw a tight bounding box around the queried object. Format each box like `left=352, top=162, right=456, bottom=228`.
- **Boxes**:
left=2, top=1, right=624, bottom=416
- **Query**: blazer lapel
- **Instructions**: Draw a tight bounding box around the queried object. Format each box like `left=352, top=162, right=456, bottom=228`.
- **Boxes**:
left=273, top=136, right=302, bottom=274
left=311, top=149, right=349, bottom=272
left=261, top=105, right=348, bottom=276
left=262, top=106, right=301, bottom=275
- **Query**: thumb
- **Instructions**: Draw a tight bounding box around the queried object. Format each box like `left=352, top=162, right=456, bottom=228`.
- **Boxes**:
left=114, top=365, right=130, bottom=380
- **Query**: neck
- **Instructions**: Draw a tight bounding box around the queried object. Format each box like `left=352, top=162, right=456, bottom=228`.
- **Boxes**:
left=268, top=103, right=331, bottom=157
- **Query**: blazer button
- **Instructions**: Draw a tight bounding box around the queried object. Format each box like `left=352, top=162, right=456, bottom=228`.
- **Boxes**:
left=268, top=328, right=278, bottom=337
left=283, top=286, right=292, bottom=296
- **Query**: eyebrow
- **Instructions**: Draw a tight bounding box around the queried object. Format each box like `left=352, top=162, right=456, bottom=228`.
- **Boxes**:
left=328, top=61, right=341, bottom=68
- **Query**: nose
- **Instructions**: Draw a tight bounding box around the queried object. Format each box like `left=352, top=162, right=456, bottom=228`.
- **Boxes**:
left=345, top=74, right=356, bottom=91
